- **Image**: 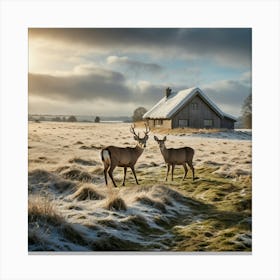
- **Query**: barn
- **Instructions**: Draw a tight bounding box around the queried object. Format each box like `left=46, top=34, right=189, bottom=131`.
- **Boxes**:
left=143, top=87, right=237, bottom=129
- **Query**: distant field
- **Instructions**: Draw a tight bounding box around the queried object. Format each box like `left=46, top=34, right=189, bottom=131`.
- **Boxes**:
left=28, top=121, right=252, bottom=252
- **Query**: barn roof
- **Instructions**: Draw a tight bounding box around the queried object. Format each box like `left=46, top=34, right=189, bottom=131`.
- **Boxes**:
left=143, top=87, right=237, bottom=121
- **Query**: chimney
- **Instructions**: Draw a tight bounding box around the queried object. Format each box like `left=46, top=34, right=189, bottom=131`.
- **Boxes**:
left=165, top=87, right=172, bottom=98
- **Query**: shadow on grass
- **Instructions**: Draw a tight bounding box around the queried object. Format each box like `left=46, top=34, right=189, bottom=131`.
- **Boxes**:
left=168, top=193, right=251, bottom=252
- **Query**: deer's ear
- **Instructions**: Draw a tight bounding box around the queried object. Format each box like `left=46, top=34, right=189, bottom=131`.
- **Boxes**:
left=154, top=135, right=158, bottom=141
left=163, top=136, right=167, bottom=141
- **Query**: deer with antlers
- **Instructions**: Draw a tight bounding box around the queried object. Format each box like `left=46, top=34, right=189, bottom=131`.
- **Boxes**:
left=101, top=124, right=150, bottom=188
left=154, top=135, right=195, bottom=181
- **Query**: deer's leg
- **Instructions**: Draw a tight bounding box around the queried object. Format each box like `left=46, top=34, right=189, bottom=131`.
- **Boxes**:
left=187, top=161, right=195, bottom=181
left=122, top=167, right=127, bottom=186
left=130, top=166, right=139, bottom=185
left=165, top=164, right=170, bottom=181
left=103, top=164, right=109, bottom=185
left=108, top=165, right=118, bottom=188
left=171, top=164, right=175, bottom=181
left=183, top=163, right=188, bottom=180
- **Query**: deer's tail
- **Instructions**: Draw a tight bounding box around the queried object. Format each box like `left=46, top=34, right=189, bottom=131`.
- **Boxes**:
left=101, top=149, right=111, bottom=166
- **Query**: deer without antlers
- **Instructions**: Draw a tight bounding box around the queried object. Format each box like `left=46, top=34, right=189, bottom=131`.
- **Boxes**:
left=101, top=124, right=150, bottom=188
left=154, top=135, right=195, bottom=181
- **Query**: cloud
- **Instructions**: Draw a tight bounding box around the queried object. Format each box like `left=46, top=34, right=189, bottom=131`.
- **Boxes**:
left=28, top=67, right=169, bottom=115
left=107, top=56, right=163, bottom=74
left=28, top=59, right=251, bottom=117
left=28, top=65, right=171, bottom=115
left=176, top=29, right=252, bottom=66
left=134, top=81, right=166, bottom=105
left=29, top=59, right=168, bottom=104
left=28, top=95, right=136, bottom=116
left=201, top=77, right=252, bottom=116
left=134, top=78, right=251, bottom=117
left=29, top=28, right=251, bottom=67
left=28, top=68, right=131, bottom=102
left=239, top=71, right=252, bottom=86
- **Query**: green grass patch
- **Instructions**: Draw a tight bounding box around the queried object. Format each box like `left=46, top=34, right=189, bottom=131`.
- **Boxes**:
left=132, top=164, right=252, bottom=251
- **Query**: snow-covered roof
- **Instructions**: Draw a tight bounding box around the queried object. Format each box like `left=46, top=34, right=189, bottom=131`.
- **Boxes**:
left=143, top=87, right=237, bottom=121
left=222, top=112, right=238, bottom=121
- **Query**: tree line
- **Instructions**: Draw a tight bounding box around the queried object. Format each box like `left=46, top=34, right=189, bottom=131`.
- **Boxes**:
left=29, top=94, right=251, bottom=128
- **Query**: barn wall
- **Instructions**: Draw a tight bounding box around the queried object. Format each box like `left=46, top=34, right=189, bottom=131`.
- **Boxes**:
left=221, top=117, right=235, bottom=129
left=172, top=95, right=221, bottom=128
left=146, top=119, right=172, bottom=129
left=146, top=119, right=154, bottom=128
left=162, top=120, right=172, bottom=129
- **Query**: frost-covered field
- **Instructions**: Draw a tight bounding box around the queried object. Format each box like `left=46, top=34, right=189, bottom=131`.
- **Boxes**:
left=28, top=122, right=252, bottom=252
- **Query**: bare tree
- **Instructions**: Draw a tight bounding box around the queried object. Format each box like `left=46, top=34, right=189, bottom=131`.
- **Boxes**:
left=241, top=94, right=252, bottom=128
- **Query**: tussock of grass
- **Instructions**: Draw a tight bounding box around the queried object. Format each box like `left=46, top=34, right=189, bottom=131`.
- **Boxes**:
left=29, top=169, right=75, bottom=194
left=28, top=195, right=64, bottom=226
left=123, top=215, right=149, bottom=228
left=92, top=234, right=141, bottom=251
left=154, top=215, right=172, bottom=228
left=29, top=195, right=92, bottom=250
left=28, top=229, right=47, bottom=248
left=29, top=169, right=53, bottom=184
left=205, top=160, right=224, bottom=166
left=72, top=185, right=104, bottom=201
left=121, top=215, right=164, bottom=235
left=155, top=185, right=189, bottom=205
left=92, top=166, right=104, bottom=175
left=105, top=195, right=127, bottom=211
left=52, top=179, right=76, bottom=193
left=232, top=169, right=251, bottom=176
left=97, top=218, right=120, bottom=229
left=61, top=168, right=92, bottom=182
left=29, top=157, right=49, bottom=163
left=55, top=165, right=71, bottom=173
left=60, top=224, right=89, bottom=247
left=69, top=157, right=98, bottom=166
left=68, top=205, right=83, bottom=211
left=79, top=144, right=103, bottom=150
left=135, top=195, right=166, bottom=212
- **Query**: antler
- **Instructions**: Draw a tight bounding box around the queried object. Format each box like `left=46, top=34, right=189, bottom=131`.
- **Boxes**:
left=144, top=123, right=150, bottom=135
left=130, top=123, right=150, bottom=138
left=130, top=124, right=139, bottom=137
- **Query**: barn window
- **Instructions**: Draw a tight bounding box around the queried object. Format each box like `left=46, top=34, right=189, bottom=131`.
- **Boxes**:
left=154, top=119, right=163, bottom=126
left=204, top=119, right=213, bottom=128
left=191, top=103, right=198, bottom=110
left=178, top=119, right=189, bottom=127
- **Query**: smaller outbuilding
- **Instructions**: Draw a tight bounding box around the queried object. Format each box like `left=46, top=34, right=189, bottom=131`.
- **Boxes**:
left=143, top=87, right=237, bottom=129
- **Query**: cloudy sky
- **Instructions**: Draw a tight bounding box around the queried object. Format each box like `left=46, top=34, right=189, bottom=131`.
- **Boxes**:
left=28, top=28, right=251, bottom=117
